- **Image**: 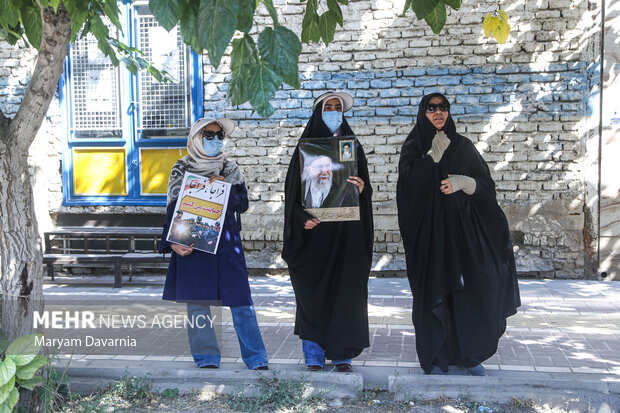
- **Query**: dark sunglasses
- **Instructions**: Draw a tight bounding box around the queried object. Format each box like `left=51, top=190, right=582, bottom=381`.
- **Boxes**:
left=202, top=129, right=224, bottom=140
left=425, top=103, right=450, bottom=113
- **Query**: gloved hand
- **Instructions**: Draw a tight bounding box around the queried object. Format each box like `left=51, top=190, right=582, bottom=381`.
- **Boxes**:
left=447, top=174, right=476, bottom=195
left=427, top=131, right=450, bottom=163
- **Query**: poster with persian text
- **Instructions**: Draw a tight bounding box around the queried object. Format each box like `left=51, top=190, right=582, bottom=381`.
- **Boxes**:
left=166, top=171, right=231, bottom=254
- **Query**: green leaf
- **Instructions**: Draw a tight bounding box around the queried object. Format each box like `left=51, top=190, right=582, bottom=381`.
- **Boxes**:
left=318, top=11, right=337, bottom=45
left=424, top=0, right=446, bottom=34
left=89, top=15, right=110, bottom=43
left=162, top=388, right=179, bottom=397
left=301, top=10, right=320, bottom=44
left=6, top=334, right=43, bottom=367
left=410, top=0, right=439, bottom=19
left=21, top=1, right=43, bottom=49
left=63, top=0, right=89, bottom=41
left=229, top=34, right=258, bottom=105
left=0, top=387, right=19, bottom=413
left=402, top=0, right=413, bottom=15
left=0, top=340, right=10, bottom=354
left=15, top=355, right=48, bottom=381
left=327, top=0, right=343, bottom=26
left=229, top=73, right=249, bottom=106
left=98, top=40, right=119, bottom=65
left=0, top=376, right=15, bottom=406
left=444, top=0, right=460, bottom=10
left=258, top=25, right=301, bottom=88
left=231, top=33, right=258, bottom=72
left=236, top=0, right=256, bottom=32
left=179, top=2, right=200, bottom=52
left=248, top=60, right=281, bottom=117
left=335, top=0, right=348, bottom=4
left=0, top=359, right=15, bottom=388
left=259, top=0, right=278, bottom=25
left=103, top=0, right=123, bottom=31
left=49, top=0, right=61, bottom=12
left=15, top=376, right=44, bottom=390
left=197, top=0, right=240, bottom=68
left=0, top=0, right=20, bottom=28
left=0, top=23, right=22, bottom=45
left=149, top=0, right=185, bottom=31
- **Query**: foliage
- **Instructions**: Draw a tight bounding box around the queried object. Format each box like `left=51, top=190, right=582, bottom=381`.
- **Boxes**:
left=403, top=0, right=462, bottom=34
left=37, top=360, right=70, bottom=413
left=403, top=0, right=511, bottom=43
left=229, top=372, right=325, bottom=412
left=149, top=0, right=306, bottom=117
left=1, top=0, right=510, bottom=119
left=483, top=9, right=511, bottom=44
left=62, top=374, right=155, bottom=412
left=0, top=334, right=49, bottom=412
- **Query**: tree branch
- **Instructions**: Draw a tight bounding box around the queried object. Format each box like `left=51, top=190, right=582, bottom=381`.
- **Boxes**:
left=8, top=4, right=71, bottom=152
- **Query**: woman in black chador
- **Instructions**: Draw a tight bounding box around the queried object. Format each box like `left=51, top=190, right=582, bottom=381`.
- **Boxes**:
left=282, top=92, right=374, bottom=372
left=397, top=93, right=521, bottom=376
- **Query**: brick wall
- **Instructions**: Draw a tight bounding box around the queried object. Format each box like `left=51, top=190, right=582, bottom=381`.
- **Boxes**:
left=202, top=0, right=599, bottom=278
left=0, top=0, right=604, bottom=278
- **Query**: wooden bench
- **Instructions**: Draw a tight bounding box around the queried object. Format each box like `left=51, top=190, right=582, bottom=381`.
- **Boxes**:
left=43, top=227, right=168, bottom=287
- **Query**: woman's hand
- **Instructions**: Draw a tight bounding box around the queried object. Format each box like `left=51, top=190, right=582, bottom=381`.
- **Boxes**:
left=304, top=218, right=321, bottom=230
left=440, top=178, right=453, bottom=195
left=347, top=176, right=365, bottom=194
left=171, top=243, right=194, bottom=257
left=209, top=175, right=225, bottom=183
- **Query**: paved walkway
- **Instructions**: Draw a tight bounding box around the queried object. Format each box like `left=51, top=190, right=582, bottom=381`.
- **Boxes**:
left=44, top=275, right=620, bottom=379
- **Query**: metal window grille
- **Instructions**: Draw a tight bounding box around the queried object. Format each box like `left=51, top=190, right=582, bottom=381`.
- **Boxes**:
left=69, top=29, right=122, bottom=135
left=136, top=7, right=191, bottom=135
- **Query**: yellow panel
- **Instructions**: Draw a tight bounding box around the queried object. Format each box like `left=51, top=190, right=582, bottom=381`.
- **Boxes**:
left=73, top=148, right=127, bottom=196
left=140, top=148, right=188, bottom=194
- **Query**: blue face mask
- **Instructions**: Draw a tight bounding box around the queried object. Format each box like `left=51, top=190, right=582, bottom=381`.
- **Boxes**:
left=322, top=111, right=343, bottom=133
left=202, top=137, right=223, bottom=157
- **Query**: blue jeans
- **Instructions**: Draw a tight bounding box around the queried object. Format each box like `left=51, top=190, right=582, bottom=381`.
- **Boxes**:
left=186, top=303, right=268, bottom=370
left=302, top=340, right=352, bottom=368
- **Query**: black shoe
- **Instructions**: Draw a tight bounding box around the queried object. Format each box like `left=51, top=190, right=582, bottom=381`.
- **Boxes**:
left=336, top=363, right=353, bottom=373
left=306, top=365, right=322, bottom=371
left=199, top=364, right=219, bottom=369
left=254, top=366, right=269, bottom=371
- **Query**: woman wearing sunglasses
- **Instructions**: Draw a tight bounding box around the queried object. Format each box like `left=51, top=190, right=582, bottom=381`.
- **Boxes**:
left=159, top=117, right=269, bottom=370
left=397, top=93, right=521, bottom=376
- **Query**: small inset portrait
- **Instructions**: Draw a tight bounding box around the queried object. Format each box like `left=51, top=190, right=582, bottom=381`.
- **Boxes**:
left=339, top=140, right=355, bottom=162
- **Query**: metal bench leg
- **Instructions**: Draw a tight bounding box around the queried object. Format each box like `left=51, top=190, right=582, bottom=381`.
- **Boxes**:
left=47, top=263, right=55, bottom=281
left=129, top=263, right=133, bottom=282
left=114, top=262, right=122, bottom=288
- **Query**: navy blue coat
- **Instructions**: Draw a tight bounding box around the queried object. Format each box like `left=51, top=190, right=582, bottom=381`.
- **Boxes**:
left=159, top=183, right=253, bottom=307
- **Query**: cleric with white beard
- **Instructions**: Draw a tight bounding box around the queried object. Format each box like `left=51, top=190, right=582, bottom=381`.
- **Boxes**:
left=303, top=155, right=334, bottom=208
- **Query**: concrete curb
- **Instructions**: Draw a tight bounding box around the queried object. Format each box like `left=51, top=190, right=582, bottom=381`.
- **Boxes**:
left=389, top=374, right=620, bottom=407
left=55, top=365, right=363, bottom=399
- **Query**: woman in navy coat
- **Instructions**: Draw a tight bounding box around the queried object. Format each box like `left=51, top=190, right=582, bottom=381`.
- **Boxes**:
left=159, top=117, right=268, bottom=370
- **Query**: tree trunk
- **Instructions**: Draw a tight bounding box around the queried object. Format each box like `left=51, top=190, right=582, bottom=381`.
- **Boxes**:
left=0, top=5, right=71, bottom=342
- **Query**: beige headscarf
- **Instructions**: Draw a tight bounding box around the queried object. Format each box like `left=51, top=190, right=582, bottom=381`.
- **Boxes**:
left=166, top=117, right=244, bottom=204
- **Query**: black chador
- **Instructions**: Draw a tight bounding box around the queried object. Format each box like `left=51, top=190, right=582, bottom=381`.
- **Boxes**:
left=282, top=101, right=374, bottom=361
left=397, top=93, right=521, bottom=374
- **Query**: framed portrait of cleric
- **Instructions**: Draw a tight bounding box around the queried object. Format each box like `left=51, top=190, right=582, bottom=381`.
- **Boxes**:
left=339, top=139, right=355, bottom=162
left=299, top=136, right=360, bottom=222
left=167, top=171, right=231, bottom=254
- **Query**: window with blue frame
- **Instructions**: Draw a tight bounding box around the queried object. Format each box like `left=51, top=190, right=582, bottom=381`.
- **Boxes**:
left=60, top=2, right=202, bottom=206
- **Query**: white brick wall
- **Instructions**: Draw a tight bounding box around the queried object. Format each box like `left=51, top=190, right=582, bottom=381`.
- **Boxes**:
left=0, top=0, right=605, bottom=278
